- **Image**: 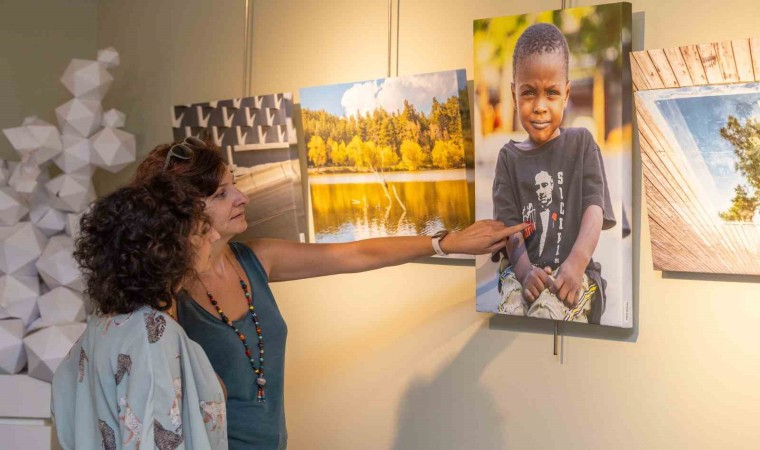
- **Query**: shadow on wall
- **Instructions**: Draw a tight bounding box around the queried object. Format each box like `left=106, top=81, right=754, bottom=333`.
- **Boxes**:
left=391, top=324, right=514, bottom=450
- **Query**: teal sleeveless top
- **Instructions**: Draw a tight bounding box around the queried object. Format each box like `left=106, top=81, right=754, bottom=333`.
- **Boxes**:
left=177, top=242, right=288, bottom=450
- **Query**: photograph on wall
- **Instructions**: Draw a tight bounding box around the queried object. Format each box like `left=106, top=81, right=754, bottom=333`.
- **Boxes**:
left=633, top=38, right=760, bottom=275
left=299, top=69, right=475, bottom=253
left=473, top=2, right=633, bottom=327
left=172, top=93, right=307, bottom=242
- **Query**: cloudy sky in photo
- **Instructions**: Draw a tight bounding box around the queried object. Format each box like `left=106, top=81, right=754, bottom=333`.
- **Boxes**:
left=300, top=69, right=465, bottom=118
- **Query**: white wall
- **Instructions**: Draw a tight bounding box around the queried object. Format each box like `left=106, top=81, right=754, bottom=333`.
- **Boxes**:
left=95, top=1, right=760, bottom=449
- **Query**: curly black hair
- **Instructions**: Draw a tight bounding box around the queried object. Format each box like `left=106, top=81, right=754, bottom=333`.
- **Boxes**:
left=74, top=175, right=209, bottom=315
left=512, top=22, right=570, bottom=81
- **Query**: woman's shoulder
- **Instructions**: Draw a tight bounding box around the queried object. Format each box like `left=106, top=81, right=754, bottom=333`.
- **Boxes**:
left=90, top=307, right=189, bottom=349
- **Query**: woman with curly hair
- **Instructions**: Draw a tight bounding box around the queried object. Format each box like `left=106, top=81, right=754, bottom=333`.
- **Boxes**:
left=51, top=175, right=228, bottom=450
left=134, top=137, right=528, bottom=450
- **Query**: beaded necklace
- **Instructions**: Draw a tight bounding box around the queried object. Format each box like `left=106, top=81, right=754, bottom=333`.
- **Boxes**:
left=199, top=254, right=266, bottom=402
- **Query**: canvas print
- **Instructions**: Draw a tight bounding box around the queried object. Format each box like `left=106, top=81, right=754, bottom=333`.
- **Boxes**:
left=172, top=93, right=307, bottom=242
left=633, top=38, right=760, bottom=275
left=299, top=69, right=475, bottom=252
left=473, top=3, right=633, bottom=327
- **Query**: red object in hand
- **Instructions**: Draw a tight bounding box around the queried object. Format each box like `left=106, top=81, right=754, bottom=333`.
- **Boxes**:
left=522, top=220, right=535, bottom=239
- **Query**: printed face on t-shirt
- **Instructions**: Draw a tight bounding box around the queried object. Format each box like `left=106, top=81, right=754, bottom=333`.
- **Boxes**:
left=511, top=51, right=570, bottom=148
left=534, top=170, right=554, bottom=208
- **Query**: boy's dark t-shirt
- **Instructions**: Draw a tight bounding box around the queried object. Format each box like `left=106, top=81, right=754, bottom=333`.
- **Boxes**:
left=492, top=127, right=616, bottom=271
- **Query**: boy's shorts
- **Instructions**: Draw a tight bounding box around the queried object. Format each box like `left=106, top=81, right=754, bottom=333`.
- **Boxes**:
left=496, top=263, right=598, bottom=323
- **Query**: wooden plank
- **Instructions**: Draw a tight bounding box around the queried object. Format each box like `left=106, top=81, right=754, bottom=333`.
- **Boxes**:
left=632, top=51, right=665, bottom=89
left=647, top=49, right=680, bottom=88
left=663, top=47, right=694, bottom=87
left=680, top=45, right=708, bottom=85
left=749, top=37, right=760, bottom=81
left=731, top=39, right=755, bottom=82
left=697, top=43, right=724, bottom=84
left=630, top=53, right=649, bottom=92
left=716, top=40, right=739, bottom=83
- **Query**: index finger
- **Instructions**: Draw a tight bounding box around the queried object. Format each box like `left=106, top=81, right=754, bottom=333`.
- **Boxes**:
left=497, top=223, right=529, bottom=240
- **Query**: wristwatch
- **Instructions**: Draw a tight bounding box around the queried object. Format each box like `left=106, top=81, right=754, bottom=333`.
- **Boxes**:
left=431, top=229, right=449, bottom=256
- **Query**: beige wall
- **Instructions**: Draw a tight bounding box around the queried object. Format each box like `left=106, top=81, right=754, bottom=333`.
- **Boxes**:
left=95, top=1, right=760, bottom=449
left=0, top=0, right=99, bottom=161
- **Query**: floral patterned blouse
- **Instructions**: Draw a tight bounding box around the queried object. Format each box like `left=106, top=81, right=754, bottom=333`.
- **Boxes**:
left=52, top=307, right=228, bottom=450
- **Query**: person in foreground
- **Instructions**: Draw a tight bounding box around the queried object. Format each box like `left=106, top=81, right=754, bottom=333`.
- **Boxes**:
left=52, top=175, right=228, bottom=450
left=136, top=137, right=529, bottom=450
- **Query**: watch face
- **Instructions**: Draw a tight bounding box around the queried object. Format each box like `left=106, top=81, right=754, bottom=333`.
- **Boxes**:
left=433, top=230, right=448, bottom=239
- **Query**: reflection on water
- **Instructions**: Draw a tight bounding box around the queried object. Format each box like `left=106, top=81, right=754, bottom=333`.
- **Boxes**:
left=311, top=179, right=474, bottom=242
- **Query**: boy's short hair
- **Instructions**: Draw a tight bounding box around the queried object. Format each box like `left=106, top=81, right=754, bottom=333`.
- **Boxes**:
left=512, top=23, right=570, bottom=81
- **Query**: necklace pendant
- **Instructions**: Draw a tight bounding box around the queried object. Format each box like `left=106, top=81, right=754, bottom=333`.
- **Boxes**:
left=256, top=376, right=266, bottom=386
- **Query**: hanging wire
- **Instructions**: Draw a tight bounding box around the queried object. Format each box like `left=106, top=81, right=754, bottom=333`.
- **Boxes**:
left=243, top=0, right=250, bottom=97
left=395, top=0, right=400, bottom=77
left=387, top=0, right=393, bottom=77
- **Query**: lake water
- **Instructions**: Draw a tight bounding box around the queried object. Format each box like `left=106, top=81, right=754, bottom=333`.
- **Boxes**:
left=309, top=170, right=475, bottom=242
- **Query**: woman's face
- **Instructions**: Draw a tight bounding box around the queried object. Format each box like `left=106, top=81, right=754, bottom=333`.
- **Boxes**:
left=204, top=168, right=249, bottom=239
left=192, top=225, right=221, bottom=273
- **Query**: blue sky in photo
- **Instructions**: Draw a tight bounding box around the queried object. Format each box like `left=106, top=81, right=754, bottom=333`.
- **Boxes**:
left=300, top=69, right=466, bottom=118
left=657, top=86, right=760, bottom=212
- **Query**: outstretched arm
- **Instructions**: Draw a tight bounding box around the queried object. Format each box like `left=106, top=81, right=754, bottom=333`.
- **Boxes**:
left=249, top=220, right=528, bottom=282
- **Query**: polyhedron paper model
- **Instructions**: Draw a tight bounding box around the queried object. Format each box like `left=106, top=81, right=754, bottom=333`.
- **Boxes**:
left=102, top=109, right=126, bottom=128
left=97, top=47, right=120, bottom=68
left=0, top=319, right=26, bottom=374
left=35, top=235, right=83, bottom=292
left=0, top=274, right=40, bottom=326
left=64, top=212, right=83, bottom=238
left=44, top=173, right=95, bottom=213
left=54, top=134, right=95, bottom=175
left=60, top=59, right=113, bottom=101
left=91, top=127, right=136, bottom=172
left=34, top=287, right=86, bottom=327
left=8, top=161, right=42, bottom=197
left=0, top=161, right=8, bottom=186
left=2, top=117, right=63, bottom=164
left=0, top=222, right=47, bottom=274
left=55, top=98, right=103, bottom=138
left=0, top=187, right=28, bottom=227
left=23, top=322, right=85, bottom=382
left=29, top=204, right=67, bottom=237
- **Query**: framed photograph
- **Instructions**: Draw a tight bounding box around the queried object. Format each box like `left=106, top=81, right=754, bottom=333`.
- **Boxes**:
left=172, top=94, right=307, bottom=242
left=299, top=69, right=475, bottom=255
left=473, top=3, right=633, bottom=327
left=633, top=38, right=760, bottom=275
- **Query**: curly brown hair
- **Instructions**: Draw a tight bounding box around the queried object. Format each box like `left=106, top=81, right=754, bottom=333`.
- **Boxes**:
left=133, top=138, right=228, bottom=197
left=74, top=175, right=209, bottom=315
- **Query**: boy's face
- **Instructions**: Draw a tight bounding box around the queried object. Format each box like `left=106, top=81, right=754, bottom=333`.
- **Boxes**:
left=511, top=51, right=570, bottom=147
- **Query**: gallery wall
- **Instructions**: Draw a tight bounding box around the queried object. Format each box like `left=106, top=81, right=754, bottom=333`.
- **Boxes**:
left=92, top=0, right=759, bottom=448
left=0, top=0, right=99, bottom=162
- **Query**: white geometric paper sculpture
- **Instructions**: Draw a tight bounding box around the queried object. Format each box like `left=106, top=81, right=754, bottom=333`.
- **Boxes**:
left=35, top=287, right=86, bottom=327
left=91, top=127, right=136, bottom=172
left=60, top=59, right=113, bottom=101
left=0, top=274, right=40, bottom=326
left=8, top=161, right=42, bottom=197
left=29, top=204, right=67, bottom=237
left=35, top=235, right=83, bottom=292
left=0, top=319, right=27, bottom=374
left=97, top=47, right=120, bottom=68
left=23, top=322, right=85, bottom=382
left=54, top=134, right=95, bottom=175
left=102, top=109, right=126, bottom=128
left=2, top=117, right=63, bottom=165
left=0, top=187, right=28, bottom=226
left=55, top=98, right=103, bottom=138
left=0, top=161, right=8, bottom=186
left=44, top=173, right=95, bottom=213
left=0, top=222, right=47, bottom=274
left=64, top=212, right=83, bottom=238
